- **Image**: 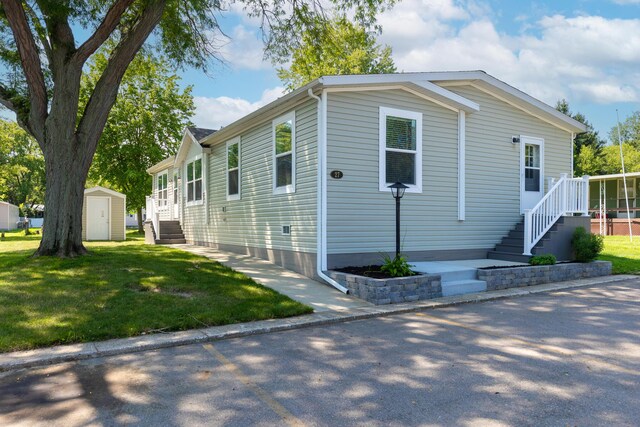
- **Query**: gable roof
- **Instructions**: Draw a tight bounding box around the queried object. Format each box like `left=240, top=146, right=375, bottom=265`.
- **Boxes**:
left=188, top=127, right=216, bottom=142
left=85, top=186, right=126, bottom=199
left=146, top=155, right=176, bottom=174
left=197, top=70, right=587, bottom=147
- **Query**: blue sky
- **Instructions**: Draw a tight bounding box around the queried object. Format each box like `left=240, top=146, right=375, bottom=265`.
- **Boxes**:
left=183, top=0, right=640, bottom=142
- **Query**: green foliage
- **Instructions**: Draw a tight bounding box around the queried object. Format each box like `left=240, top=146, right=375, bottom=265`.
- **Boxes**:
left=600, top=143, right=640, bottom=174
left=556, top=99, right=606, bottom=176
left=0, top=119, right=45, bottom=207
left=572, top=227, right=604, bottom=262
left=380, top=254, right=414, bottom=277
left=82, top=50, right=194, bottom=218
left=277, top=15, right=396, bottom=91
left=609, top=111, right=640, bottom=150
left=0, top=230, right=312, bottom=352
left=529, top=254, right=557, bottom=266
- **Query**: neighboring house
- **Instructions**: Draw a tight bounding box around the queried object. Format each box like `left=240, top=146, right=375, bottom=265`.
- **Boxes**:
left=589, top=172, right=640, bottom=235
left=126, top=209, right=146, bottom=227
left=0, top=201, right=19, bottom=231
left=82, top=186, right=126, bottom=241
left=146, top=71, right=589, bottom=289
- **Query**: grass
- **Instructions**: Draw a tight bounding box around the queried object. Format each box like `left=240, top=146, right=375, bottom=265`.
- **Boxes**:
left=598, top=235, right=640, bottom=275
left=0, top=229, right=312, bottom=353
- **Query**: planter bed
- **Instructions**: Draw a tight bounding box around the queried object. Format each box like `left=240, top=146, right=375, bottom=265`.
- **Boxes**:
left=477, top=260, right=612, bottom=291
left=328, top=270, right=442, bottom=305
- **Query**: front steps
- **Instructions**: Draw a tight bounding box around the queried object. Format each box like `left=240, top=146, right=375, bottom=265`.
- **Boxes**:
left=411, top=262, right=487, bottom=297
left=155, top=220, right=186, bottom=244
left=488, top=217, right=573, bottom=263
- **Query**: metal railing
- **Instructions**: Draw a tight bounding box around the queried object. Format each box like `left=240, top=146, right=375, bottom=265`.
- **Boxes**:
left=523, top=174, right=589, bottom=255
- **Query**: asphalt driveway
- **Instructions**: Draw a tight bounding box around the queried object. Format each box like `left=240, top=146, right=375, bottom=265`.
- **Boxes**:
left=1, top=279, right=639, bottom=426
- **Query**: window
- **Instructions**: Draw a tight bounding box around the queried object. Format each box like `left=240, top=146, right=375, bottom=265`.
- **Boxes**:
left=618, top=178, right=636, bottom=207
left=524, top=143, right=541, bottom=192
left=186, top=157, right=203, bottom=205
left=273, top=112, right=295, bottom=194
left=173, top=172, right=179, bottom=205
left=379, top=107, right=422, bottom=192
left=227, top=138, right=240, bottom=200
left=157, top=172, right=168, bottom=208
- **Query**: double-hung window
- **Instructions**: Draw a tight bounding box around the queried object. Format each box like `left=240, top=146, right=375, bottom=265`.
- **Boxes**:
left=227, top=138, right=240, bottom=200
left=157, top=172, right=168, bottom=208
left=186, top=157, right=203, bottom=205
left=273, top=112, right=295, bottom=194
left=379, top=107, right=422, bottom=193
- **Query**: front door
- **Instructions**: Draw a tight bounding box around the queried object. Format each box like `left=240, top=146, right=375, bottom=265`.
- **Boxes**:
left=520, top=136, right=544, bottom=212
left=87, top=197, right=109, bottom=240
left=173, top=172, right=179, bottom=219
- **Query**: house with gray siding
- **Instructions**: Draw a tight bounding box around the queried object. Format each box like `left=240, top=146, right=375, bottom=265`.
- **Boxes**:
left=146, top=71, right=590, bottom=292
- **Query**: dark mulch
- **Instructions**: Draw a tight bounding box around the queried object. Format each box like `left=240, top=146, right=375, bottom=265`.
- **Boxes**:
left=334, top=265, right=417, bottom=279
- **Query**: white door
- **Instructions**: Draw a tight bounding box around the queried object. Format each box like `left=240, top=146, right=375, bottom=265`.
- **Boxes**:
left=520, top=136, right=544, bottom=212
left=87, top=197, right=110, bottom=240
left=172, top=172, right=179, bottom=219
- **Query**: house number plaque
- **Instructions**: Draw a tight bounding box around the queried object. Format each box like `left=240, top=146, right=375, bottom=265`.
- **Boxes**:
left=330, top=170, right=344, bottom=179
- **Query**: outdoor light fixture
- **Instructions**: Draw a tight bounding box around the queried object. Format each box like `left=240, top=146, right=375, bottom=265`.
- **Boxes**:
left=512, top=136, right=521, bottom=144
left=389, top=181, right=409, bottom=259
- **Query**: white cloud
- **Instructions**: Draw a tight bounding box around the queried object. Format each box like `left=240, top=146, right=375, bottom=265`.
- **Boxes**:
left=219, top=25, right=270, bottom=71
left=193, top=86, right=285, bottom=129
left=377, top=0, right=640, bottom=105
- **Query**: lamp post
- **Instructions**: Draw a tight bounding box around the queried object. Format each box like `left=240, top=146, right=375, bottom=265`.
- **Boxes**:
left=389, top=181, right=408, bottom=259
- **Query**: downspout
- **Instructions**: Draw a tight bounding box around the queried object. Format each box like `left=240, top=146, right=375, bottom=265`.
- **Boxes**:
left=308, top=88, right=349, bottom=294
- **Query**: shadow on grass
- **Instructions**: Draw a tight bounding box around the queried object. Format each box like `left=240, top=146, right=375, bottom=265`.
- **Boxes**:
left=0, top=243, right=312, bottom=353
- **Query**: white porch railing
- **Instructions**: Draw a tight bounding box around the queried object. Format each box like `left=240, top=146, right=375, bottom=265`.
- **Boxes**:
left=145, top=195, right=160, bottom=239
left=523, top=174, right=589, bottom=255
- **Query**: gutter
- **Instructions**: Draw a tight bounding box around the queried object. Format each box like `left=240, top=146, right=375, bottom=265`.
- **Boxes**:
left=308, top=88, right=349, bottom=294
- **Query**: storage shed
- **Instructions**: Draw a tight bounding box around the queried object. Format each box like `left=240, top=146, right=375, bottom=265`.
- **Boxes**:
left=82, top=186, right=126, bottom=241
left=0, top=201, right=19, bottom=230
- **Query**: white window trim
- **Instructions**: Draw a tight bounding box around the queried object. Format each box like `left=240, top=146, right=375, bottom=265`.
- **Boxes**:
left=227, top=137, right=241, bottom=201
left=273, top=111, right=296, bottom=195
left=379, top=106, right=423, bottom=193
left=185, top=154, right=204, bottom=207
left=157, top=171, right=169, bottom=210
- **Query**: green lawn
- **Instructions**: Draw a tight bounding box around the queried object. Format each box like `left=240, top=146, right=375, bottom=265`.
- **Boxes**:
left=0, top=229, right=312, bottom=353
left=598, top=235, right=640, bottom=275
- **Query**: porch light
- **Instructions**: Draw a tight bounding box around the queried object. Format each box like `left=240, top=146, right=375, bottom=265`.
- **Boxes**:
left=388, top=181, right=409, bottom=259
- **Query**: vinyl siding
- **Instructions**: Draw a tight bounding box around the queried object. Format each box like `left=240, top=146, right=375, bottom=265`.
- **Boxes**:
left=0, top=202, right=19, bottom=230
left=180, top=99, right=318, bottom=254
left=82, top=189, right=126, bottom=240
left=325, top=86, right=572, bottom=255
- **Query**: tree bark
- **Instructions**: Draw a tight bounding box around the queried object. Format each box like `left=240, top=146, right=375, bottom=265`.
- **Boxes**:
left=137, top=208, right=144, bottom=234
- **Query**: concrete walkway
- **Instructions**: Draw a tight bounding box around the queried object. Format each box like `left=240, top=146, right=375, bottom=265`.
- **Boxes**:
left=173, top=244, right=370, bottom=312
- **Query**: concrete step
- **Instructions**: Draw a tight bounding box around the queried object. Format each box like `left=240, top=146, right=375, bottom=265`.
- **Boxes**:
left=487, top=251, right=532, bottom=263
left=159, top=233, right=185, bottom=240
left=159, top=220, right=181, bottom=226
left=155, top=238, right=187, bottom=244
left=494, top=243, right=524, bottom=254
left=441, top=279, right=487, bottom=297
left=438, top=268, right=477, bottom=282
left=502, top=237, right=524, bottom=246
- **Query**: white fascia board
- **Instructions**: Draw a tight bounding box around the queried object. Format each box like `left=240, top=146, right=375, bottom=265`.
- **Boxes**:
left=589, top=171, right=640, bottom=181
left=84, top=186, right=126, bottom=199
left=175, top=129, right=202, bottom=165
left=407, top=81, right=479, bottom=113
left=146, top=155, right=176, bottom=174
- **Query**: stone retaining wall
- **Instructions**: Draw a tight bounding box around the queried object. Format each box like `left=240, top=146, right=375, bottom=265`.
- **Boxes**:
left=477, top=261, right=612, bottom=291
left=328, top=272, right=442, bottom=305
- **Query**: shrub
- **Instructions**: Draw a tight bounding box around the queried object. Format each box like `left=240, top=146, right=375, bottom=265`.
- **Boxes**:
left=529, top=254, right=557, bottom=265
left=572, top=227, right=604, bottom=262
left=380, top=254, right=414, bottom=277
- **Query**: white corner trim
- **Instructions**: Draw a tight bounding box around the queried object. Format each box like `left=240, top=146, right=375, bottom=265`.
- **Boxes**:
left=272, top=111, right=296, bottom=195
left=458, top=110, right=466, bottom=221
left=378, top=106, right=423, bottom=194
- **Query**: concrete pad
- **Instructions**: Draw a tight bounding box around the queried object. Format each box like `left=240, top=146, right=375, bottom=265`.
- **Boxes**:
left=411, top=258, right=526, bottom=274
left=173, top=244, right=371, bottom=312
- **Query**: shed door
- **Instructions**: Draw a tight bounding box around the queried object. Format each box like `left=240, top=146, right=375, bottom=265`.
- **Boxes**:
left=520, top=136, right=544, bottom=213
left=87, top=197, right=110, bottom=240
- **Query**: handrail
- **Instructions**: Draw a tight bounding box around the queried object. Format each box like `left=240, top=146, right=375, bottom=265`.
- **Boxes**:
left=145, top=195, right=159, bottom=240
left=523, top=174, right=589, bottom=255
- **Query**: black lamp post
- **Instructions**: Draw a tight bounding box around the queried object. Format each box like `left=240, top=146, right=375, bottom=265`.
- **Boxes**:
left=388, top=181, right=409, bottom=259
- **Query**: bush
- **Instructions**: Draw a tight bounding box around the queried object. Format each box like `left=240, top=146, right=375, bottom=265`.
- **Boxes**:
left=529, top=254, right=557, bottom=265
left=572, top=227, right=604, bottom=262
left=380, top=254, right=414, bottom=277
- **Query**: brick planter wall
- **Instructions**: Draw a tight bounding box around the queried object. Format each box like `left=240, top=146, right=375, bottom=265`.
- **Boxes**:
left=477, top=261, right=612, bottom=291
left=328, top=271, right=442, bottom=305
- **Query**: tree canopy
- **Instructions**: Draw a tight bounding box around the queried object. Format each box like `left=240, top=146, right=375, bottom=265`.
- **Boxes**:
left=0, top=0, right=394, bottom=256
left=277, top=15, right=396, bottom=91
left=84, top=50, right=194, bottom=231
left=609, top=111, right=640, bottom=149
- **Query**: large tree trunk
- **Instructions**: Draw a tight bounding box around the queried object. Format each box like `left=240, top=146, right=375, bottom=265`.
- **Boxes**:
left=36, top=134, right=90, bottom=257
left=137, top=207, right=144, bottom=234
